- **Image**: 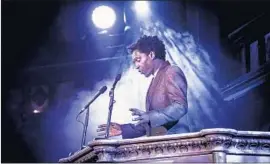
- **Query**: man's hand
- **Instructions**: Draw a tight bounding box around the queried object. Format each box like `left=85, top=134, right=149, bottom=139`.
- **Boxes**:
left=130, top=108, right=150, bottom=126
left=97, top=122, right=122, bottom=137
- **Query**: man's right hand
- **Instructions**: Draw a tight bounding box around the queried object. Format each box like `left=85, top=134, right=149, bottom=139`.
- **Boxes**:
left=97, top=122, right=122, bottom=137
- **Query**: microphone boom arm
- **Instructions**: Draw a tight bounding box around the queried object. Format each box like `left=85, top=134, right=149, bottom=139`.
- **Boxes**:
left=79, top=86, right=107, bottom=115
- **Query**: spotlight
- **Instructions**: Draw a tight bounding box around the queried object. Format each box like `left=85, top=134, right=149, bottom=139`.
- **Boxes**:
left=33, top=109, right=41, bottom=114
left=92, top=5, right=116, bottom=29
left=134, top=1, right=150, bottom=18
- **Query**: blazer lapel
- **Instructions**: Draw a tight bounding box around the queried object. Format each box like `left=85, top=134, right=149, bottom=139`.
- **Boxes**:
left=145, top=77, right=154, bottom=112
left=145, top=61, right=170, bottom=112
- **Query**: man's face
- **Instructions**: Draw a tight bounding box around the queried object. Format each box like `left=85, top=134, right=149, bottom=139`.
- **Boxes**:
left=132, top=50, right=154, bottom=77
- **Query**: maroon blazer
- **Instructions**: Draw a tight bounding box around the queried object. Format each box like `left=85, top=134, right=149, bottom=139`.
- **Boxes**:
left=146, top=61, right=187, bottom=112
left=146, top=61, right=188, bottom=135
left=121, top=61, right=189, bottom=138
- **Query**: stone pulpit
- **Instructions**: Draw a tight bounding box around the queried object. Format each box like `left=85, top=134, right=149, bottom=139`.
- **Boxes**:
left=59, top=128, right=270, bottom=163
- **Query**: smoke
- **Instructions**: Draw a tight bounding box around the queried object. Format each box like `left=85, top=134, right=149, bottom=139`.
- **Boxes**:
left=61, top=65, right=152, bottom=152
left=53, top=17, right=230, bottom=162
left=28, top=4, right=231, bottom=162
left=59, top=19, right=228, bottom=158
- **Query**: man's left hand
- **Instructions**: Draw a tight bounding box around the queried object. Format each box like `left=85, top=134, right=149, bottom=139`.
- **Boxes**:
left=129, top=108, right=150, bottom=126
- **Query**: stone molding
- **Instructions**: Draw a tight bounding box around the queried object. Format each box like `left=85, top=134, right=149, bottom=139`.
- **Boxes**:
left=59, top=128, right=270, bottom=163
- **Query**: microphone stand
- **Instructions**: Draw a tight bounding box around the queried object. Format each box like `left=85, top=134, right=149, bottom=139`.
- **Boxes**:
left=81, top=105, right=90, bottom=149
left=105, top=74, right=121, bottom=139
left=105, top=86, right=116, bottom=139
left=78, top=86, right=107, bottom=149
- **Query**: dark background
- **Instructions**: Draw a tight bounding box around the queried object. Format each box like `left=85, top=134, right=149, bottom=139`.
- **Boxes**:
left=2, top=0, right=270, bottom=162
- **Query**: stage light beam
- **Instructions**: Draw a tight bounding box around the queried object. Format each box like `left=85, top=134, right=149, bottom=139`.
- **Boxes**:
left=134, top=1, right=150, bottom=18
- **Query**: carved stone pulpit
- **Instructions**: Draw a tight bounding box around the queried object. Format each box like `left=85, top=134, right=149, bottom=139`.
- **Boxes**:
left=59, top=128, right=270, bottom=163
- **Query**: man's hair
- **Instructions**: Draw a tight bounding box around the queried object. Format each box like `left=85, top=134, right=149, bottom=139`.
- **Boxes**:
left=128, top=35, right=166, bottom=60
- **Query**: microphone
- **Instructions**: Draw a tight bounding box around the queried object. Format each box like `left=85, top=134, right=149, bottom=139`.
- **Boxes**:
left=112, top=73, right=122, bottom=89
left=79, top=86, right=107, bottom=114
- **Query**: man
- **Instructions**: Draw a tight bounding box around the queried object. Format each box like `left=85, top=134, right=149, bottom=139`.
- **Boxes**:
left=97, top=35, right=190, bottom=139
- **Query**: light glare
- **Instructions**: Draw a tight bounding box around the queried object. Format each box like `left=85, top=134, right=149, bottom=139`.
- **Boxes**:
left=92, top=5, right=116, bottom=29
left=134, top=1, right=150, bottom=17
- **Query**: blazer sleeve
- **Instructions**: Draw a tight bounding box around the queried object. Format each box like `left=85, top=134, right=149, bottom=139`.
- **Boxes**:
left=120, top=123, right=146, bottom=139
left=148, top=66, right=188, bottom=128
